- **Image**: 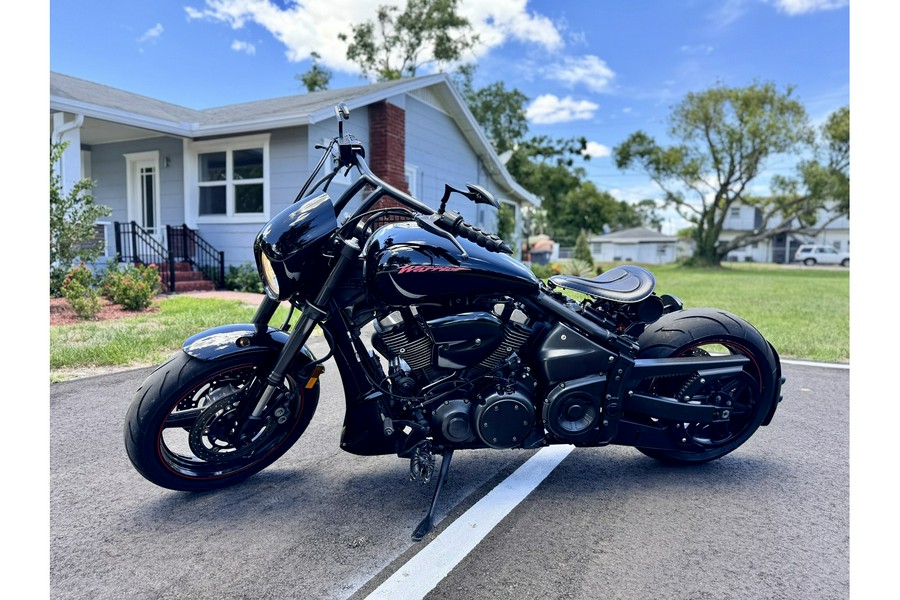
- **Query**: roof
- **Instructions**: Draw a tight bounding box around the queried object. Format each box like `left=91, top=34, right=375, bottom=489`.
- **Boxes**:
left=49, top=72, right=539, bottom=206
left=591, top=227, right=677, bottom=243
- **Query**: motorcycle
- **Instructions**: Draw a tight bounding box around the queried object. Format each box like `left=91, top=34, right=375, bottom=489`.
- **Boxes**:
left=124, top=104, right=785, bottom=541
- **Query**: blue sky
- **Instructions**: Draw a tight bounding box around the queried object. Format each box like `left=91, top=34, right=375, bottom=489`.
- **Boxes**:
left=48, top=0, right=850, bottom=233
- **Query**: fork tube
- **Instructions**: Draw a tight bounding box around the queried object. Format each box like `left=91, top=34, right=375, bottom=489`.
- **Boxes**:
left=250, top=237, right=361, bottom=417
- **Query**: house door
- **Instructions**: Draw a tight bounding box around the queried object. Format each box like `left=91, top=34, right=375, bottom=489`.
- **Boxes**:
left=125, top=151, right=161, bottom=241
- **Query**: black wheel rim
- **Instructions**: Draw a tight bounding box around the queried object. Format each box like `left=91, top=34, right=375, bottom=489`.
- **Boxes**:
left=649, top=340, right=763, bottom=451
left=155, top=364, right=303, bottom=480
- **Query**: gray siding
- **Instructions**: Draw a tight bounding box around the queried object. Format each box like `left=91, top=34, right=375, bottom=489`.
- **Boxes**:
left=89, top=136, right=184, bottom=228
left=405, top=96, right=490, bottom=226
left=194, top=126, right=309, bottom=266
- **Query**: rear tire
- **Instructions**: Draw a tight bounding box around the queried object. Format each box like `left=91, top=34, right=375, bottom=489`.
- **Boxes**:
left=124, top=351, right=319, bottom=491
left=633, top=309, right=778, bottom=465
left=841, top=258, right=849, bottom=267
left=803, top=258, right=816, bottom=266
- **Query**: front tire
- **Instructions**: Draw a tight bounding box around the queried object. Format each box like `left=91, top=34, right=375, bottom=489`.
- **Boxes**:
left=633, top=309, right=778, bottom=465
left=124, top=351, right=319, bottom=491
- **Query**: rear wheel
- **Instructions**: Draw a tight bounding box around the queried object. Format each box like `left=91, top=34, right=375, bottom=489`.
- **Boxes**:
left=633, top=309, right=778, bottom=465
left=124, top=351, right=319, bottom=491
left=841, top=258, right=849, bottom=267
left=803, top=258, right=816, bottom=266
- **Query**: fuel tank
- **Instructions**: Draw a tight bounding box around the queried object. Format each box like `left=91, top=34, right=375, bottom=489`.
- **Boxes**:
left=364, top=221, right=539, bottom=305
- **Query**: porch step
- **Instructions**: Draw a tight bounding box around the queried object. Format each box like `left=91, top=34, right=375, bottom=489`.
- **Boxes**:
left=172, top=279, right=217, bottom=293
left=158, top=261, right=219, bottom=293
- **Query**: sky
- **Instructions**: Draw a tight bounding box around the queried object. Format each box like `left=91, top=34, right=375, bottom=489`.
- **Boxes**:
left=48, top=0, right=850, bottom=234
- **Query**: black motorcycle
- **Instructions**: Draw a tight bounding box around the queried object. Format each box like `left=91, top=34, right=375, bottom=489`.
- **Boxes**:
left=124, top=104, right=784, bottom=541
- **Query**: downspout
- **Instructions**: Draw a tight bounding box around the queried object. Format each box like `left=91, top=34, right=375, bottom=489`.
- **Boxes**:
left=52, top=113, right=84, bottom=144
left=52, top=113, right=85, bottom=191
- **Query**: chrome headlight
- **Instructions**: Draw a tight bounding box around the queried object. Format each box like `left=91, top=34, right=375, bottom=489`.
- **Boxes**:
left=259, top=252, right=280, bottom=299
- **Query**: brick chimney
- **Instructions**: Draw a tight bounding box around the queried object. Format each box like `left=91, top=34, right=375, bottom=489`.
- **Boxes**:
left=368, top=101, right=409, bottom=209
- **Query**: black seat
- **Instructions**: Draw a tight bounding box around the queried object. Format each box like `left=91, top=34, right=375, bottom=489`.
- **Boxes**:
left=548, top=265, right=656, bottom=303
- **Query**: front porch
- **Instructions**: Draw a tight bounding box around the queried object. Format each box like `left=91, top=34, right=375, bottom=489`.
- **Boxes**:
left=112, top=222, right=225, bottom=293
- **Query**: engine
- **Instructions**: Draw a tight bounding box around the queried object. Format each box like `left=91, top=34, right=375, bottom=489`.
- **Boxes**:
left=371, top=305, right=536, bottom=449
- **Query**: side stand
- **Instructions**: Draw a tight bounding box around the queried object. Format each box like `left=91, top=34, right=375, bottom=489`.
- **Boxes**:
left=411, top=450, right=454, bottom=542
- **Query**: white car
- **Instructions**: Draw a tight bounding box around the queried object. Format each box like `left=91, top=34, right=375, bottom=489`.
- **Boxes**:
left=793, top=244, right=849, bottom=267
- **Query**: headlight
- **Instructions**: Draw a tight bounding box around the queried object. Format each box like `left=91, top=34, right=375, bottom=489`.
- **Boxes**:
left=259, top=252, right=280, bottom=299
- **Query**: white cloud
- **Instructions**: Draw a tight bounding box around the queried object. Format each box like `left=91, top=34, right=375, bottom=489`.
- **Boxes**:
left=583, top=141, right=611, bottom=158
left=544, top=55, right=615, bottom=94
left=138, top=23, right=164, bottom=43
left=231, top=40, right=256, bottom=55
left=185, top=0, right=563, bottom=75
left=526, top=95, right=598, bottom=124
left=679, top=44, right=714, bottom=54
left=770, top=0, right=849, bottom=15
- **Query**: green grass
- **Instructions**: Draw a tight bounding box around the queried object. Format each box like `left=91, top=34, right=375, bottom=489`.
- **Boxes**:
left=49, top=297, right=300, bottom=381
left=49, top=263, right=849, bottom=381
left=593, top=262, right=849, bottom=363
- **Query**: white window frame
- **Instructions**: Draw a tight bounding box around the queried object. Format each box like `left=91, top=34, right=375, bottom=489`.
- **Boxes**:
left=186, top=134, right=271, bottom=225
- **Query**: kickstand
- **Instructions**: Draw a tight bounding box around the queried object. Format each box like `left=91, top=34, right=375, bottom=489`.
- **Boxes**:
left=411, top=450, right=454, bottom=542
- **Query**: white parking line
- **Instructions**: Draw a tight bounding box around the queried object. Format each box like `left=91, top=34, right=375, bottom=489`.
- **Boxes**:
left=781, top=359, right=850, bottom=370
left=363, top=444, right=575, bottom=600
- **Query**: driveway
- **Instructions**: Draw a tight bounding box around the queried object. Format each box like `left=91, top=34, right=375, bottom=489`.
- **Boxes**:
left=49, top=361, right=848, bottom=599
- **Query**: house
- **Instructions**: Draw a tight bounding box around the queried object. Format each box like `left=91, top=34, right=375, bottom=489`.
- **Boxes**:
left=720, top=203, right=849, bottom=263
left=588, top=227, right=679, bottom=265
left=50, top=72, right=538, bottom=290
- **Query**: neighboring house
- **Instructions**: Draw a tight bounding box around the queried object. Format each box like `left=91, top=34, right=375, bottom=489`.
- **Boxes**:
left=720, top=203, right=849, bottom=264
left=588, top=227, right=678, bottom=265
left=50, top=72, right=538, bottom=290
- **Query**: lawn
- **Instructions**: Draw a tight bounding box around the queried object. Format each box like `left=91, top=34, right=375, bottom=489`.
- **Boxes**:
left=49, top=263, right=849, bottom=381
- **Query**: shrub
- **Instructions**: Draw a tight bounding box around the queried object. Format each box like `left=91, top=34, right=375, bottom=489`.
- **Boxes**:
left=557, top=259, right=596, bottom=277
left=225, top=263, right=263, bottom=294
left=102, top=263, right=162, bottom=310
left=529, top=263, right=554, bottom=280
left=50, top=141, right=111, bottom=297
left=62, top=263, right=102, bottom=320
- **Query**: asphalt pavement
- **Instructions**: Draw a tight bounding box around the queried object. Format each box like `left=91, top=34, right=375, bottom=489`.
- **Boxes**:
left=49, top=361, right=849, bottom=600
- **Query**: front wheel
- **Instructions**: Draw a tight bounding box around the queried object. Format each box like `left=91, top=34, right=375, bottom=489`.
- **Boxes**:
left=124, top=351, right=319, bottom=491
left=633, top=308, right=778, bottom=465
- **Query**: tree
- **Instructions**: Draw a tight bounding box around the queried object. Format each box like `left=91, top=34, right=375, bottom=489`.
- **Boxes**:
left=50, top=141, right=112, bottom=294
left=614, top=81, right=818, bottom=266
left=545, top=181, right=641, bottom=246
left=496, top=202, right=516, bottom=246
left=772, top=105, right=849, bottom=221
left=457, top=67, right=529, bottom=155
left=635, top=199, right=665, bottom=232
left=297, top=52, right=332, bottom=92
left=339, top=0, right=479, bottom=81
left=573, top=230, right=593, bottom=264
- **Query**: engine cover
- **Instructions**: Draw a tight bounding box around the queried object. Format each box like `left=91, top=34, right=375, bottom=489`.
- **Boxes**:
left=542, top=375, right=605, bottom=444
left=474, top=384, right=535, bottom=449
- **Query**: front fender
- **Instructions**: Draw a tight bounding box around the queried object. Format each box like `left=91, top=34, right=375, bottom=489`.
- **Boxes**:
left=182, top=323, right=316, bottom=365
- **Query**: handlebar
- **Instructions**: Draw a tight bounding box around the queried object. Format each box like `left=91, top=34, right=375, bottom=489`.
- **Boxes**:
left=329, top=135, right=513, bottom=258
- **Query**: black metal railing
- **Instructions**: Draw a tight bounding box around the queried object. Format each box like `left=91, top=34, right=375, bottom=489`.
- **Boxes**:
left=113, top=221, right=175, bottom=291
left=113, top=221, right=225, bottom=292
left=167, top=225, right=225, bottom=289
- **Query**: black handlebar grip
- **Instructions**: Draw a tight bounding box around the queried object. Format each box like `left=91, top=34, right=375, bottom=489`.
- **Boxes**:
left=435, top=212, right=512, bottom=254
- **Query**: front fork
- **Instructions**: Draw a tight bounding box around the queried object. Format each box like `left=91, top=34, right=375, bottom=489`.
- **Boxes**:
left=246, top=236, right=361, bottom=422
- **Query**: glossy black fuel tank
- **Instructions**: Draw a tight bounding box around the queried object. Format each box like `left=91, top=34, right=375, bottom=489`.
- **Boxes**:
left=364, top=221, right=539, bottom=305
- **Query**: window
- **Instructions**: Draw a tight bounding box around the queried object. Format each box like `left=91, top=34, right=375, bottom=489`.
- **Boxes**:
left=191, top=135, right=269, bottom=222
left=730, top=207, right=741, bottom=218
